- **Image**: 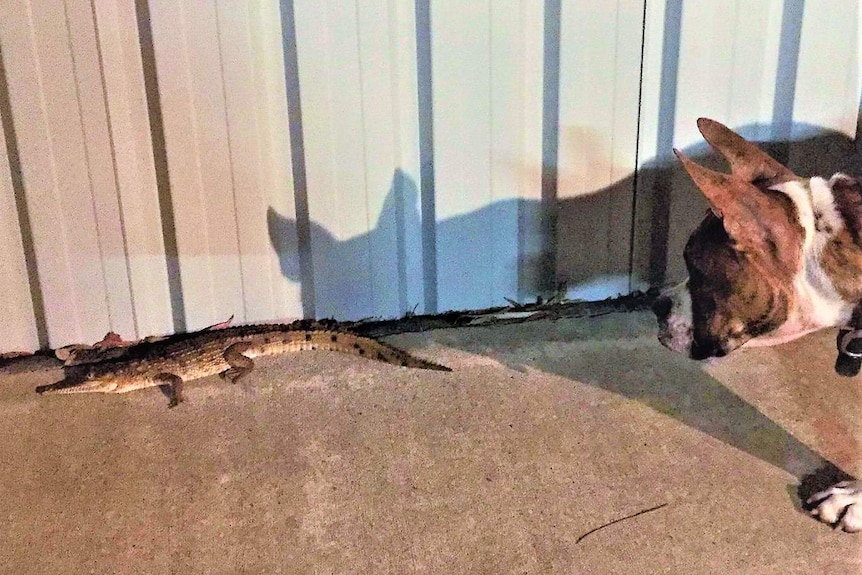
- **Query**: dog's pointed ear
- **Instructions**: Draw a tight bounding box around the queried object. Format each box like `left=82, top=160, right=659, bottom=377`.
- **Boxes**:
left=674, top=148, right=801, bottom=278
left=674, top=149, right=770, bottom=245
left=696, top=118, right=796, bottom=185
left=674, top=148, right=742, bottom=220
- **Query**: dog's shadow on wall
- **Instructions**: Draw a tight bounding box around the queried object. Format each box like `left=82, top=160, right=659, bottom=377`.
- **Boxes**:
left=268, top=123, right=861, bottom=505
left=268, top=124, right=862, bottom=317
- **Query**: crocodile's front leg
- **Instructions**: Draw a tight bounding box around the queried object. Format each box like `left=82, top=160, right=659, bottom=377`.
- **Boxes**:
left=154, top=373, right=184, bottom=408
left=221, top=342, right=255, bottom=384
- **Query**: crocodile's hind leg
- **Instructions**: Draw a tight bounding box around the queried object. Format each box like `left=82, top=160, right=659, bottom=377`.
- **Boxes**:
left=155, top=373, right=184, bottom=408
left=221, top=342, right=255, bottom=384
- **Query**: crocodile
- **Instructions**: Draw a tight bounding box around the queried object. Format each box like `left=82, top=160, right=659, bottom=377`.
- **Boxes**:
left=35, top=325, right=451, bottom=408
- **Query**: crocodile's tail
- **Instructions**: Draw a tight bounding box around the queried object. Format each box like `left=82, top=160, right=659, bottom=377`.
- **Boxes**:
left=269, top=330, right=452, bottom=371
left=364, top=337, right=452, bottom=371
left=35, top=378, right=118, bottom=395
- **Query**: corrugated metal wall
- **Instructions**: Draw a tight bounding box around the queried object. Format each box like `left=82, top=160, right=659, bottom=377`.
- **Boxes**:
left=0, top=0, right=859, bottom=351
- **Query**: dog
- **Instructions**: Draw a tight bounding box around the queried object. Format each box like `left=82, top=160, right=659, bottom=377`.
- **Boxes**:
left=653, top=118, right=862, bottom=532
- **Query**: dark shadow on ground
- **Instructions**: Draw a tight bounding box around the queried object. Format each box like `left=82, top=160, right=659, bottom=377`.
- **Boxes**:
left=426, top=314, right=855, bottom=513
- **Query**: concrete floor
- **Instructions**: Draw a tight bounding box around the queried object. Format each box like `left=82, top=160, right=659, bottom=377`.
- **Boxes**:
left=1, top=311, right=861, bottom=574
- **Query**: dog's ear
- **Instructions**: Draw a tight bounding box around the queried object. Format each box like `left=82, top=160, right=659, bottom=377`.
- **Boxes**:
left=674, top=149, right=801, bottom=278
left=674, top=148, right=749, bottom=226
left=696, top=118, right=796, bottom=186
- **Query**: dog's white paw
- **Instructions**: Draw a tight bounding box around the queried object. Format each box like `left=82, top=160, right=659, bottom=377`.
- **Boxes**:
left=807, top=480, right=862, bottom=532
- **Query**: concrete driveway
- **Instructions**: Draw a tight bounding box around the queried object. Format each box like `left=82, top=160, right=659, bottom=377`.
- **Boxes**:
left=1, top=311, right=859, bottom=574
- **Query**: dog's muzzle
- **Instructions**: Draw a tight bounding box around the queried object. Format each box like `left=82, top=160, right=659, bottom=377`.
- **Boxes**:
left=653, top=282, right=694, bottom=355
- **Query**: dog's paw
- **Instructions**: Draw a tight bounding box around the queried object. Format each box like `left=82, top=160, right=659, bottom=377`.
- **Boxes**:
left=807, top=480, right=862, bottom=532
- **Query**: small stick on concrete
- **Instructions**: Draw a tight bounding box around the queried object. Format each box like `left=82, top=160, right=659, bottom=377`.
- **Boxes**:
left=575, top=503, right=668, bottom=545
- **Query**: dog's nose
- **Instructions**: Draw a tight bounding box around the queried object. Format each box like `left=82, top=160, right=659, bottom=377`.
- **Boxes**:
left=652, top=295, right=672, bottom=320
left=690, top=339, right=727, bottom=360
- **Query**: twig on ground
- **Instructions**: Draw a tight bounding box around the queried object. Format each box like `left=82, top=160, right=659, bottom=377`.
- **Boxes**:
left=575, top=502, right=669, bottom=545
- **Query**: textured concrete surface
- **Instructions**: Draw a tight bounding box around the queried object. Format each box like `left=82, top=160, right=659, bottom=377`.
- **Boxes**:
left=1, top=311, right=861, bottom=574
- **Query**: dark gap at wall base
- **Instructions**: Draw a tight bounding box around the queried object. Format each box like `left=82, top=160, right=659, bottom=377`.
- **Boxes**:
left=0, top=289, right=659, bottom=370
left=347, top=289, right=659, bottom=339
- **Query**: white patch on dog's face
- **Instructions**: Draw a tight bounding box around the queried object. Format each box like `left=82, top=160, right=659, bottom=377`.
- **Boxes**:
left=655, top=280, right=693, bottom=354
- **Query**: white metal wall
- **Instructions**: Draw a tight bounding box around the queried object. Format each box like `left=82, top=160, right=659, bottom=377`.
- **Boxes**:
left=0, top=0, right=859, bottom=351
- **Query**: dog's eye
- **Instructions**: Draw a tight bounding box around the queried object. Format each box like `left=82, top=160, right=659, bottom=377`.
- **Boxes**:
left=728, top=320, right=746, bottom=339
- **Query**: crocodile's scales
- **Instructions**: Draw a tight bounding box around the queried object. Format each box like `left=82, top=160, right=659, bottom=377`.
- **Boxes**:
left=36, top=325, right=450, bottom=407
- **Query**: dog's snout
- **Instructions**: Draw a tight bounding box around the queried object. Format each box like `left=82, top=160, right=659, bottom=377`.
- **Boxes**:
left=652, top=295, right=673, bottom=320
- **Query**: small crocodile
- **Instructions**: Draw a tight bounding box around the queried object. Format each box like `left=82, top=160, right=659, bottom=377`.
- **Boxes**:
left=36, top=325, right=450, bottom=407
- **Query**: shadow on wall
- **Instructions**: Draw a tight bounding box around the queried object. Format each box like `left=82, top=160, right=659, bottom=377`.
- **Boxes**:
left=267, top=123, right=861, bottom=320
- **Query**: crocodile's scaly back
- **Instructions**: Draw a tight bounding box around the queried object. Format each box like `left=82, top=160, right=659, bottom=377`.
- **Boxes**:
left=35, top=325, right=450, bottom=404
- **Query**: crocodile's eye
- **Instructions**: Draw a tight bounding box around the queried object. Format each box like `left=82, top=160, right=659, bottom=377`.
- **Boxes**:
left=86, top=370, right=95, bottom=380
